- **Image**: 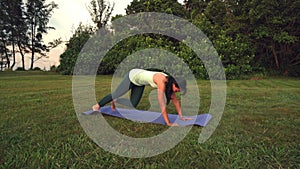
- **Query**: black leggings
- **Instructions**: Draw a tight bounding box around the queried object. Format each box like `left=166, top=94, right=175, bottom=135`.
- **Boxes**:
left=98, top=73, right=145, bottom=108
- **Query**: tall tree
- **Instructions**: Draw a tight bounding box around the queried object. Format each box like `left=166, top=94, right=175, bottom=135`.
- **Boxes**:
left=0, top=0, right=24, bottom=69
left=16, top=20, right=29, bottom=70
left=87, top=0, right=115, bottom=29
left=0, top=0, right=10, bottom=69
left=25, top=0, right=58, bottom=70
left=12, top=0, right=27, bottom=70
left=58, top=0, right=115, bottom=75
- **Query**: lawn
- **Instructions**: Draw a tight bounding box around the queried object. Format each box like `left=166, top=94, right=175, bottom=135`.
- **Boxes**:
left=0, top=71, right=299, bottom=168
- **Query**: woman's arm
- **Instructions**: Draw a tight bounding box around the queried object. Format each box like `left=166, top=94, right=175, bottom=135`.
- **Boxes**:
left=154, top=74, right=178, bottom=126
left=171, top=93, right=193, bottom=121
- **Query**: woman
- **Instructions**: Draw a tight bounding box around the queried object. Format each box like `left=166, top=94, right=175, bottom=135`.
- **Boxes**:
left=92, top=68, right=192, bottom=126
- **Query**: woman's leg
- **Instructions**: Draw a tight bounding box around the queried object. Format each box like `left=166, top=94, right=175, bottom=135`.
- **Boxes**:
left=97, top=73, right=131, bottom=108
left=130, top=85, right=145, bottom=108
left=114, top=85, right=145, bottom=108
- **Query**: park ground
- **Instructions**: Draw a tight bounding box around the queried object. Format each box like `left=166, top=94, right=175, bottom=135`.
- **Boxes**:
left=0, top=71, right=299, bottom=168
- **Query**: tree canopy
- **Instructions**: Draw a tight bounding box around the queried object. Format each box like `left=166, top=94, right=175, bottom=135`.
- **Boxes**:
left=58, top=0, right=300, bottom=78
left=0, top=0, right=60, bottom=70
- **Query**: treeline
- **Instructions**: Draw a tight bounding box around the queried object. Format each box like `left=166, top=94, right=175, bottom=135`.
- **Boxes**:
left=58, top=0, right=300, bottom=79
left=0, top=0, right=61, bottom=70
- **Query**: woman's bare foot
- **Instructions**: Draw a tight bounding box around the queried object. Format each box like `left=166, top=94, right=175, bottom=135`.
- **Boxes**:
left=92, top=104, right=100, bottom=111
left=111, top=100, right=116, bottom=111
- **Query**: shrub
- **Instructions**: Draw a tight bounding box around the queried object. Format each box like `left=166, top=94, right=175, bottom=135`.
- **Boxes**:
left=15, top=67, right=25, bottom=71
left=33, top=67, right=42, bottom=71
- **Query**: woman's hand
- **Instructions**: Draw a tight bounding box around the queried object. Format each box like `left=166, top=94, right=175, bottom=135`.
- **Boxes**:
left=167, top=123, right=179, bottom=126
left=180, top=116, right=193, bottom=121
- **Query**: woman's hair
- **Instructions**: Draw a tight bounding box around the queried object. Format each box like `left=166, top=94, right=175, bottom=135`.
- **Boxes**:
left=165, top=76, right=187, bottom=105
left=146, top=68, right=187, bottom=105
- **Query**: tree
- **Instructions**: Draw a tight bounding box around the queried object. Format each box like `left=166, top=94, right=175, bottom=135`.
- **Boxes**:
left=0, top=0, right=24, bottom=69
left=126, top=0, right=187, bottom=18
left=24, top=0, right=58, bottom=70
left=1, top=0, right=61, bottom=71
left=13, top=0, right=28, bottom=70
left=58, top=24, right=93, bottom=75
left=58, top=0, right=115, bottom=75
left=58, top=0, right=299, bottom=77
left=87, top=0, right=115, bottom=29
left=231, top=0, right=300, bottom=75
left=0, top=0, right=10, bottom=69
left=184, top=0, right=300, bottom=77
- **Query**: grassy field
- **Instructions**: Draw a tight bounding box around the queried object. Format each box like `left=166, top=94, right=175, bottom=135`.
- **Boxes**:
left=0, top=71, right=299, bottom=168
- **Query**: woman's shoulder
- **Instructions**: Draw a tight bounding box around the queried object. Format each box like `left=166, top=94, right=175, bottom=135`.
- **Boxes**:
left=153, top=73, right=168, bottom=83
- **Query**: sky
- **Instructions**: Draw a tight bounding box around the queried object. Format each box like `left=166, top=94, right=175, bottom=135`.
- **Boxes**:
left=36, top=0, right=132, bottom=69
left=46, top=0, right=132, bottom=42
left=31, top=0, right=184, bottom=70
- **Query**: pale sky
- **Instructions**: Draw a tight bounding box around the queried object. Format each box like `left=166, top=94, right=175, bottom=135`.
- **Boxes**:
left=31, top=0, right=184, bottom=70
left=36, top=0, right=132, bottom=70
left=46, top=0, right=132, bottom=43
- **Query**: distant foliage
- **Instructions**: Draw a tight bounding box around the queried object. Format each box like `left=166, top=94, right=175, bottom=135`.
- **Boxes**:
left=57, top=24, right=93, bottom=75
left=58, top=0, right=300, bottom=78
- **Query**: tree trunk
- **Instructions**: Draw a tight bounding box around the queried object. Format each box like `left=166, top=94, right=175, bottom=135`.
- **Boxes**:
left=21, top=51, right=25, bottom=70
left=11, top=42, right=16, bottom=69
left=1, top=38, right=10, bottom=69
left=30, top=48, right=34, bottom=70
left=30, top=23, right=35, bottom=70
left=271, top=43, right=279, bottom=69
left=17, top=41, right=25, bottom=70
left=291, top=53, right=300, bottom=66
left=0, top=57, right=3, bottom=71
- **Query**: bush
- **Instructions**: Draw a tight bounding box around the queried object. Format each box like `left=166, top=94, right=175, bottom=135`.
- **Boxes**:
left=33, top=67, right=42, bottom=71
left=3, top=68, right=13, bottom=72
left=15, top=67, right=25, bottom=71
left=50, top=65, right=57, bottom=72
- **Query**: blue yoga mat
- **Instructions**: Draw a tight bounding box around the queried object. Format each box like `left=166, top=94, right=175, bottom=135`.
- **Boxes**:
left=83, top=106, right=212, bottom=127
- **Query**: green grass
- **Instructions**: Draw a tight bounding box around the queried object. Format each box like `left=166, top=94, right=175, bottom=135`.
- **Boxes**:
left=0, top=72, right=299, bottom=168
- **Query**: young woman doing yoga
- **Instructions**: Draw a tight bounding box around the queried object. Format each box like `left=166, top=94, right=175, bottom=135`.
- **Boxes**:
left=92, top=68, right=192, bottom=126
